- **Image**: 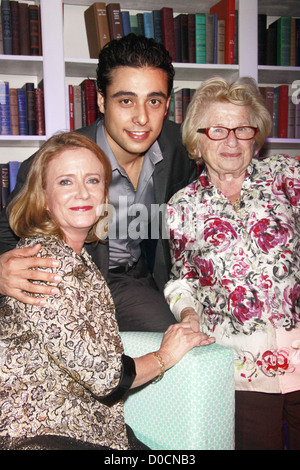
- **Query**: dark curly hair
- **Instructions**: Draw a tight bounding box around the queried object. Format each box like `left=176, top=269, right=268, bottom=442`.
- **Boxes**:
left=96, top=33, right=175, bottom=98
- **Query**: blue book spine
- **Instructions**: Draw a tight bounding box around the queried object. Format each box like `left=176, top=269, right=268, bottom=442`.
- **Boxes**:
left=121, top=11, right=131, bottom=36
left=1, top=0, right=12, bottom=54
left=152, top=10, right=162, bottom=43
left=0, top=81, right=11, bottom=135
left=17, top=88, right=27, bottom=135
left=8, top=161, right=21, bottom=193
left=143, top=12, right=153, bottom=39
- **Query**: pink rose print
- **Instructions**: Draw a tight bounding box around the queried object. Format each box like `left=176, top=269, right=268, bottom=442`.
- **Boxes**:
left=257, top=349, right=292, bottom=377
left=192, top=256, right=216, bottom=287
left=204, top=217, right=237, bottom=252
left=273, top=174, right=300, bottom=206
left=249, top=218, right=291, bottom=253
left=228, top=286, right=264, bottom=324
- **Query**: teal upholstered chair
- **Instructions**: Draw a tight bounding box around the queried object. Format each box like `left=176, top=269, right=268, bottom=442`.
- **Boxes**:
left=120, top=332, right=235, bottom=450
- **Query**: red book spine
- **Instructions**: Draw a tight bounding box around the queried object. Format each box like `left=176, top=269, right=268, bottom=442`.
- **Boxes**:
left=210, top=0, right=235, bottom=64
left=160, top=7, right=176, bottom=62
left=278, top=85, right=289, bottom=138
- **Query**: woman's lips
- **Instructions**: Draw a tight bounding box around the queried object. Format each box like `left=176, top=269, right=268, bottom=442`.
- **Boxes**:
left=70, top=206, right=93, bottom=211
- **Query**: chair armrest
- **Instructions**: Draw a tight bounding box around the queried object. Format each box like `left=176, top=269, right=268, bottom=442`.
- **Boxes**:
left=121, top=331, right=235, bottom=450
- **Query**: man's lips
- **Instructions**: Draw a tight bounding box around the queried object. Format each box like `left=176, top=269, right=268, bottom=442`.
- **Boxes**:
left=70, top=206, right=93, bottom=211
left=125, top=130, right=150, bottom=141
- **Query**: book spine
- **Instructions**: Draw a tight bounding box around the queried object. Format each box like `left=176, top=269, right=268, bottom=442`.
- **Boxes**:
left=23, top=82, right=36, bottom=135
left=187, top=14, right=196, bottom=63
left=143, top=12, right=153, bottom=39
left=1, top=0, right=12, bottom=55
left=174, top=90, right=182, bottom=124
left=17, top=88, right=27, bottom=135
left=10, top=0, right=20, bottom=55
left=206, top=14, right=215, bottom=64
left=73, top=85, right=83, bottom=130
left=68, top=84, right=74, bottom=131
left=121, top=11, right=131, bottom=36
left=0, top=164, right=9, bottom=210
left=195, top=14, right=206, bottom=64
left=287, top=96, right=296, bottom=139
left=160, top=7, right=176, bottom=62
left=34, top=88, right=45, bottom=135
left=277, top=17, right=292, bottom=66
left=296, top=19, right=300, bottom=67
left=106, top=3, right=124, bottom=40
left=217, top=19, right=225, bottom=64
left=0, top=81, right=11, bottom=135
left=295, top=102, right=300, bottom=139
left=9, top=88, right=19, bottom=135
left=277, top=84, right=289, bottom=138
left=152, top=10, right=162, bottom=44
left=19, top=2, right=30, bottom=55
left=29, top=4, right=41, bottom=56
left=8, top=161, right=21, bottom=193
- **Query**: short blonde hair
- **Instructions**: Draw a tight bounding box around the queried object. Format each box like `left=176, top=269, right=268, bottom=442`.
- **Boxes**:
left=8, top=132, right=112, bottom=243
left=182, top=76, right=272, bottom=162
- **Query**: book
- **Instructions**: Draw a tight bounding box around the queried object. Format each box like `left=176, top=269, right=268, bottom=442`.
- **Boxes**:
left=260, top=86, right=274, bottom=138
left=34, top=87, right=45, bottom=135
left=106, top=3, right=123, bottom=40
left=174, top=90, right=182, bottom=124
left=287, top=96, right=296, bottom=139
left=182, top=88, right=191, bottom=121
left=29, top=4, right=41, bottom=55
left=121, top=11, right=131, bottom=36
left=277, top=84, right=289, bottom=138
left=174, top=14, right=189, bottom=63
left=290, top=18, right=296, bottom=67
left=0, top=10, right=4, bottom=54
left=187, top=14, right=196, bottom=63
left=273, top=16, right=292, bottom=66
left=195, top=13, right=206, bottom=64
left=23, top=82, right=36, bottom=135
left=266, top=25, right=277, bottom=65
left=10, top=0, right=20, bottom=55
left=136, top=13, right=144, bottom=36
left=17, top=88, right=27, bottom=135
left=68, top=84, right=74, bottom=131
left=0, top=81, right=11, bottom=135
left=73, top=85, right=83, bottom=130
left=160, top=7, right=176, bottom=62
left=80, top=79, right=97, bottom=126
left=217, top=19, right=225, bottom=64
left=19, top=2, right=30, bottom=55
left=9, top=87, right=19, bottom=135
left=143, top=12, right=153, bottom=39
left=8, top=161, right=20, bottom=193
left=1, top=0, right=12, bottom=54
left=152, top=10, right=162, bottom=44
left=206, top=14, right=217, bottom=64
left=84, top=2, right=110, bottom=59
left=0, top=163, right=9, bottom=210
left=210, top=0, right=235, bottom=64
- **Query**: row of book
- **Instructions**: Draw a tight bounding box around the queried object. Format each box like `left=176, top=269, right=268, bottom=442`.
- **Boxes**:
left=260, top=85, right=300, bottom=139
left=0, top=80, right=45, bottom=135
left=0, top=160, right=20, bottom=210
left=0, top=0, right=42, bottom=56
left=258, top=15, right=300, bottom=67
left=85, top=0, right=237, bottom=65
left=68, top=79, right=100, bottom=132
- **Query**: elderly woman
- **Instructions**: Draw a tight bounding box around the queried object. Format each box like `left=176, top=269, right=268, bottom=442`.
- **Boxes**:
left=0, top=132, right=209, bottom=450
left=164, top=77, right=300, bottom=450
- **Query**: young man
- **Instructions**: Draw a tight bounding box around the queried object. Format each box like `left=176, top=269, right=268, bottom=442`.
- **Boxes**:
left=0, top=34, right=198, bottom=332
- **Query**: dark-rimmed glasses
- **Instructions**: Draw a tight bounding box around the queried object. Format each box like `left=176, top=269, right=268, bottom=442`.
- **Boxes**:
left=197, top=126, right=258, bottom=141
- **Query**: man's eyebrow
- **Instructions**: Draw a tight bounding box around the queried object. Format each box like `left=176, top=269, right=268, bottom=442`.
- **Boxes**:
left=111, top=91, right=168, bottom=99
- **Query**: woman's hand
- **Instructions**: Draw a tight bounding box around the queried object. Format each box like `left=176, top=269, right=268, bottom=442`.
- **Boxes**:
left=132, top=322, right=215, bottom=388
left=0, top=245, right=61, bottom=305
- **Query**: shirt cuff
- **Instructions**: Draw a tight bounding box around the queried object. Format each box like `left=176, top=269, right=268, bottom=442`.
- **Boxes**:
left=99, top=354, right=136, bottom=407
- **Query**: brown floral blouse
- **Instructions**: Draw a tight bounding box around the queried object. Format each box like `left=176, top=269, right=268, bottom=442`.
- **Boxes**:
left=0, top=235, right=129, bottom=450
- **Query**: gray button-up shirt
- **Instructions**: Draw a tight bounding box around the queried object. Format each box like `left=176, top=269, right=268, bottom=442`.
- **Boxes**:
left=96, top=120, right=163, bottom=269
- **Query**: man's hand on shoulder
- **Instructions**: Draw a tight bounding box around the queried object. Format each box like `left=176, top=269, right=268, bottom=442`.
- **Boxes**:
left=0, top=244, right=62, bottom=305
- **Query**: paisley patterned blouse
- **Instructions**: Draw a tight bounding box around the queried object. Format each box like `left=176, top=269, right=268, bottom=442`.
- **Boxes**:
left=164, top=154, right=300, bottom=394
left=0, top=236, right=129, bottom=450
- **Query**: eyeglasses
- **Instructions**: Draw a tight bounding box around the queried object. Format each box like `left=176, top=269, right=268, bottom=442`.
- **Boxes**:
left=197, top=126, right=258, bottom=141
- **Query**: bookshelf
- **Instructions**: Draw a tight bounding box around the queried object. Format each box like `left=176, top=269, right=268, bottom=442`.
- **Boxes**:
left=0, top=0, right=300, bottom=162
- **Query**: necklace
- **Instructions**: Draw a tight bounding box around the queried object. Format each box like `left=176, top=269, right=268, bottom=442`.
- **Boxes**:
left=232, top=197, right=241, bottom=212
